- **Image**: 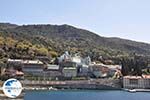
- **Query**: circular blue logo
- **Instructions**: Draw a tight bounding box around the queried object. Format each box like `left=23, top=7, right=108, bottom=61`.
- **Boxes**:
left=2, top=78, right=23, bottom=98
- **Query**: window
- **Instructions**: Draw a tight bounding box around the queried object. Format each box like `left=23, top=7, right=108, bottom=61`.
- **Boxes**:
left=129, top=79, right=138, bottom=85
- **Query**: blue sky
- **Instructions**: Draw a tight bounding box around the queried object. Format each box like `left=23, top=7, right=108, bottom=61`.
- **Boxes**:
left=0, top=0, right=150, bottom=43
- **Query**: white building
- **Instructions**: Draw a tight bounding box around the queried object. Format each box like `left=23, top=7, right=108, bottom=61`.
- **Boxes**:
left=82, top=56, right=91, bottom=65
left=72, top=56, right=82, bottom=64
left=123, top=75, right=150, bottom=89
left=58, top=51, right=72, bottom=63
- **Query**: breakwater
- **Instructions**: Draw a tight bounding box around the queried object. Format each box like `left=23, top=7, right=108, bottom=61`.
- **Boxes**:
left=21, top=79, right=121, bottom=90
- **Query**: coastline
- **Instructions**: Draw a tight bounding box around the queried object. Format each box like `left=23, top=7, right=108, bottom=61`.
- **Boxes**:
left=0, top=79, right=150, bottom=99
left=1, top=87, right=150, bottom=100
left=21, top=79, right=122, bottom=90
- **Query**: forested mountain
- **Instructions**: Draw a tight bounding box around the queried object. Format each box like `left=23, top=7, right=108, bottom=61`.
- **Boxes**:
left=0, top=23, right=150, bottom=63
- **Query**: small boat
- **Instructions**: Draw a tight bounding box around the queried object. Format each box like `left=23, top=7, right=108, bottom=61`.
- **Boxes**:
left=49, top=86, right=58, bottom=90
left=128, top=89, right=136, bottom=93
left=122, top=88, right=136, bottom=93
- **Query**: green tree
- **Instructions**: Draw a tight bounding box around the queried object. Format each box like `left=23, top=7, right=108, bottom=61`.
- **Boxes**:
left=49, top=51, right=58, bottom=58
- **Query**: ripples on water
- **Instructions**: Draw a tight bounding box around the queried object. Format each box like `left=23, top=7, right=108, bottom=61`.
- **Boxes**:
left=24, top=90, right=150, bottom=100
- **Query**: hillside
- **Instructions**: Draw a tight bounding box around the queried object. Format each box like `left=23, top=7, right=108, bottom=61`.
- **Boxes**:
left=0, top=23, right=150, bottom=62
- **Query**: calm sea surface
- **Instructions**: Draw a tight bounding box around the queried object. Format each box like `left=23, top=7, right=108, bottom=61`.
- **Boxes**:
left=24, top=90, right=150, bottom=100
